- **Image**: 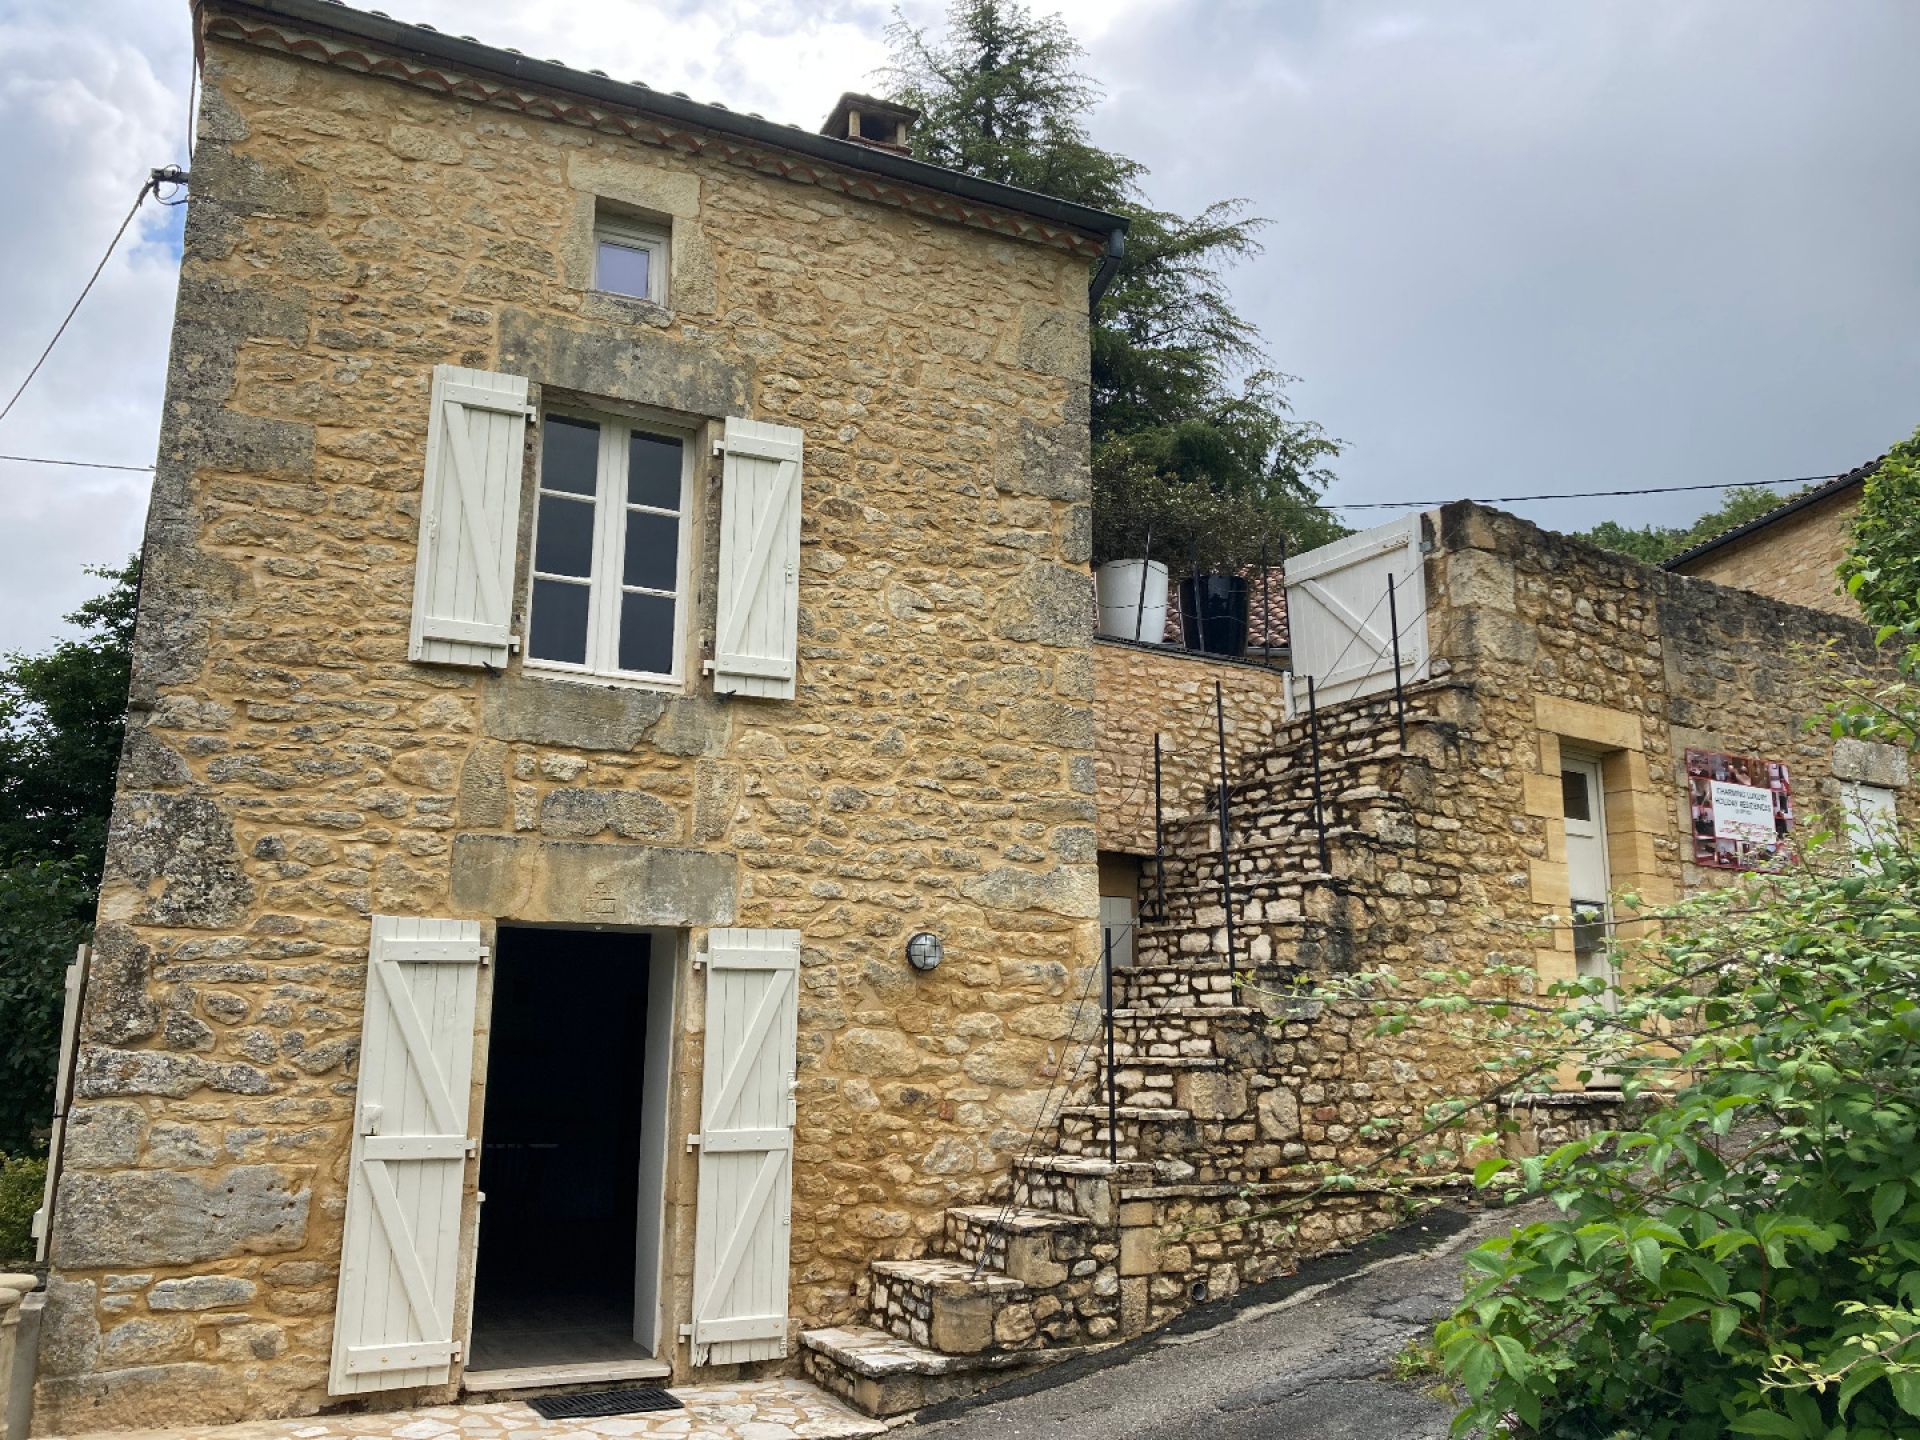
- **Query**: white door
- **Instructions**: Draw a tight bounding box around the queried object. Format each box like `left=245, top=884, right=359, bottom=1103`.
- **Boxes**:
left=1285, top=514, right=1429, bottom=708
left=688, top=928, right=799, bottom=1365
left=329, top=917, right=485, bottom=1395
left=1561, top=758, right=1620, bottom=1085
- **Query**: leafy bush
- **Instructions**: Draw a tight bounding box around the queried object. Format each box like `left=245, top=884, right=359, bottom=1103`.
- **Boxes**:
left=1431, top=842, right=1920, bottom=1437
left=1839, top=425, right=1920, bottom=639
left=0, top=858, right=89, bottom=1154
left=0, top=1152, right=47, bottom=1265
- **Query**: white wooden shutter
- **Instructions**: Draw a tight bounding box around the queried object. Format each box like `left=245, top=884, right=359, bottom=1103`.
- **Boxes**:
left=409, top=365, right=532, bottom=668
left=329, top=916, right=484, bottom=1395
left=1285, top=513, right=1430, bottom=708
left=34, top=944, right=89, bottom=1262
left=687, top=927, right=799, bottom=1365
left=713, top=418, right=803, bottom=699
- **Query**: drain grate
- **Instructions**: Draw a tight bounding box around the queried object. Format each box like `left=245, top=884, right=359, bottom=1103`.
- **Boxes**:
left=527, top=1386, right=683, bottom=1420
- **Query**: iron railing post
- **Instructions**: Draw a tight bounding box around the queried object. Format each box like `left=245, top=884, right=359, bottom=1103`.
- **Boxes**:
left=1214, top=680, right=1240, bottom=1005
left=1307, top=674, right=1330, bottom=872
left=1132, top=526, right=1154, bottom=643
left=1388, top=572, right=1407, bottom=748
left=1102, top=929, right=1118, bottom=1166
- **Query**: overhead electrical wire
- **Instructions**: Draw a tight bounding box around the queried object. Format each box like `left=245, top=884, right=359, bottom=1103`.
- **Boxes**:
left=1327, top=473, right=1846, bottom=510
left=0, top=179, right=158, bottom=428
left=0, top=455, right=155, bottom=473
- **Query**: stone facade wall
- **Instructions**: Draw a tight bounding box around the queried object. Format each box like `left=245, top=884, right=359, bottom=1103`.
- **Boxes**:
left=1092, top=639, right=1293, bottom=856
left=1668, top=486, right=1862, bottom=619
left=39, top=16, right=1106, bottom=1431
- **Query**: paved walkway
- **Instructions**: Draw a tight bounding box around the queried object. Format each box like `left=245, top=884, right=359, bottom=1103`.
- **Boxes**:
left=61, top=1379, right=881, bottom=1440
left=903, top=1205, right=1521, bottom=1440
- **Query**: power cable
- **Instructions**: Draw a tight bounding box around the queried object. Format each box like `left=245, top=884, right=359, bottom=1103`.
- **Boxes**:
left=0, top=455, right=155, bottom=472
left=1327, top=473, right=1845, bottom=511
left=0, top=180, right=157, bottom=428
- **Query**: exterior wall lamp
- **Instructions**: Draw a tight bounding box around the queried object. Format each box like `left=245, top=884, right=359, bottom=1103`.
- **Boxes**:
left=906, top=931, right=944, bottom=972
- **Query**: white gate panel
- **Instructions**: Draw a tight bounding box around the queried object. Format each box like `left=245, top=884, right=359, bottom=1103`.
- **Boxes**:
left=688, top=927, right=799, bottom=1365
left=1285, top=513, right=1429, bottom=708
left=329, top=916, right=484, bottom=1395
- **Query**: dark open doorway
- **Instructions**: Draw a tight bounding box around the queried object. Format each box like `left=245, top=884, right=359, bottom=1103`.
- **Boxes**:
left=469, top=926, right=667, bottom=1374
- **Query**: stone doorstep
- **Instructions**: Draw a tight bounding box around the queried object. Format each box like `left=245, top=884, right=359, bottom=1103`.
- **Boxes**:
left=800, top=1323, right=1094, bottom=1419
left=869, top=1258, right=1028, bottom=1296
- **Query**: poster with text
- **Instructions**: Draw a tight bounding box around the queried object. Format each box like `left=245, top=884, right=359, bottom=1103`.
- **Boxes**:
left=1686, top=749, right=1792, bottom=869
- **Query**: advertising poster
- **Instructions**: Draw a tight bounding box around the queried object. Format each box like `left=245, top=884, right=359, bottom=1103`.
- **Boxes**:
left=1686, top=749, right=1792, bottom=869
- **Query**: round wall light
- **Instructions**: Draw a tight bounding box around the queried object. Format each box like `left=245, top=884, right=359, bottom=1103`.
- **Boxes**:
left=906, top=931, right=944, bottom=972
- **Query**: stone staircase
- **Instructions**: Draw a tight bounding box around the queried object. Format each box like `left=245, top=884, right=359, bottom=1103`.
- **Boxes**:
left=801, top=684, right=1468, bottom=1417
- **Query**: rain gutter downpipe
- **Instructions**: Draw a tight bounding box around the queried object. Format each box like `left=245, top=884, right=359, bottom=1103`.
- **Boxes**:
left=1089, top=227, right=1126, bottom=317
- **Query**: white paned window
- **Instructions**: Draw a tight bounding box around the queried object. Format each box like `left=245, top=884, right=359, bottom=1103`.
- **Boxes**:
left=526, top=411, right=693, bottom=685
left=594, top=214, right=669, bottom=304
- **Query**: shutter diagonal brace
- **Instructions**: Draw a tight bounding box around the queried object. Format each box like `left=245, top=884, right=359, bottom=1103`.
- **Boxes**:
left=361, top=1158, right=450, bottom=1345
left=367, top=959, right=462, bottom=1138
left=436, top=400, right=509, bottom=634
left=716, top=457, right=798, bottom=661
left=692, top=1148, right=787, bottom=1344
left=701, top=978, right=786, bottom=1132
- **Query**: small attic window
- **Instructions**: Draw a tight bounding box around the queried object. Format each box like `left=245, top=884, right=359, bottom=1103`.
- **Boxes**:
left=857, top=112, right=895, bottom=144
left=594, top=210, right=668, bottom=305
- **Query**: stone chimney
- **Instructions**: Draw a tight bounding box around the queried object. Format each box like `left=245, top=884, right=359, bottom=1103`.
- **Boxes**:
left=819, top=92, right=920, bottom=154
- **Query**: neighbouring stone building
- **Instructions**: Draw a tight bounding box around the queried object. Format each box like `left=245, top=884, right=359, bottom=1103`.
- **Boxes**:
left=1664, top=460, right=1873, bottom=618
left=23, top=1, right=1916, bottom=1434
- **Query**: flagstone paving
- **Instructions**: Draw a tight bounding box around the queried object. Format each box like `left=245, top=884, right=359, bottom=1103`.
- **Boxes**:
left=54, top=1379, right=883, bottom=1440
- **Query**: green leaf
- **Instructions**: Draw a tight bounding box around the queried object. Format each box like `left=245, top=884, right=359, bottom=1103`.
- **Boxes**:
left=1710, top=1305, right=1740, bottom=1348
left=1490, top=1334, right=1528, bottom=1383
left=1874, top=1180, right=1907, bottom=1232
left=1729, top=1412, right=1804, bottom=1437
left=1891, top=1369, right=1920, bottom=1418
left=1471, top=1157, right=1509, bottom=1189
left=1630, top=1235, right=1664, bottom=1285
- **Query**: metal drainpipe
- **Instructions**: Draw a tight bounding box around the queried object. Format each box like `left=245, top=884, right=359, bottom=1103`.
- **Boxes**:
left=1087, top=227, right=1126, bottom=317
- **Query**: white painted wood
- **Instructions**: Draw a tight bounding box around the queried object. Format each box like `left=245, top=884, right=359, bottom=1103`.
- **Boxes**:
left=410, top=365, right=531, bottom=669
left=713, top=419, right=803, bottom=700
left=329, top=916, right=484, bottom=1396
left=1284, top=513, right=1429, bottom=708
left=33, top=945, right=89, bottom=1262
left=689, top=927, right=799, bottom=1365
left=632, top=934, right=678, bottom=1351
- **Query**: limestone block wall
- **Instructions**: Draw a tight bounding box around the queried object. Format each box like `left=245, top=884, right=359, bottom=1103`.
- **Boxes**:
left=39, top=14, right=1107, bottom=1431
left=1092, top=640, right=1294, bottom=855
left=1667, top=487, right=1862, bottom=619
left=1424, top=502, right=1916, bottom=1033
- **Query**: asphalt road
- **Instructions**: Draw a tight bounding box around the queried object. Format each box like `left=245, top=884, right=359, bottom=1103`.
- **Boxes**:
left=903, top=1206, right=1518, bottom=1440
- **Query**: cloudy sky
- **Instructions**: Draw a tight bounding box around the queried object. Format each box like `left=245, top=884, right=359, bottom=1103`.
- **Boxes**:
left=2, top=0, right=1916, bottom=653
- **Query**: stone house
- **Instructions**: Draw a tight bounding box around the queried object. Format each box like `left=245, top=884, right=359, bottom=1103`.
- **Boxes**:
left=22, top=1, right=1916, bottom=1433
left=1665, top=459, right=1874, bottom=618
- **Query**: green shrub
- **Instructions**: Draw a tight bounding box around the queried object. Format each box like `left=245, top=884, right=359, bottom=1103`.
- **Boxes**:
left=0, top=1152, right=47, bottom=1265
left=1430, top=843, right=1920, bottom=1437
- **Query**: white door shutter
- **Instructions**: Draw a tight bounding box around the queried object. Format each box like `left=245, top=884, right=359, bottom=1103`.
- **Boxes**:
left=713, top=418, right=803, bottom=699
left=34, top=945, right=89, bottom=1261
left=688, top=927, right=799, bottom=1365
left=329, top=916, right=485, bottom=1395
left=409, top=364, right=532, bottom=668
left=1285, top=513, right=1430, bottom=708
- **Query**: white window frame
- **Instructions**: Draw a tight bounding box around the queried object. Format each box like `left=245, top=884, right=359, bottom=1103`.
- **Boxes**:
left=593, top=214, right=669, bottom=305
left=524, top=407, right=695, bottom=689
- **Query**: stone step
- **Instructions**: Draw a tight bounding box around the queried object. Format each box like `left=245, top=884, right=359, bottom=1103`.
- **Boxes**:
left=1056, top=1105, right=1207, bottom=1162
left=867, top=1257, right=1029, bottom=1353
left=801, top=1324, right=1093, bottom=1419
left=1007, top=1153, right=1153, bottom=1226
left=943, top=1205, right=1095, bottom=1287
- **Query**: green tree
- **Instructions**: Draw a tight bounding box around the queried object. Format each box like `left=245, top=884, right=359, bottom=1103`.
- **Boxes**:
left=1577, top=485, right=1800, bottom=566
left=1839, top=425, right=1920, bottom=638
left=885, top=0, right=1345, bottom=566
left=0, top=555, right=138, bottom=1152
left=0, top=555, right=140, bottom=881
